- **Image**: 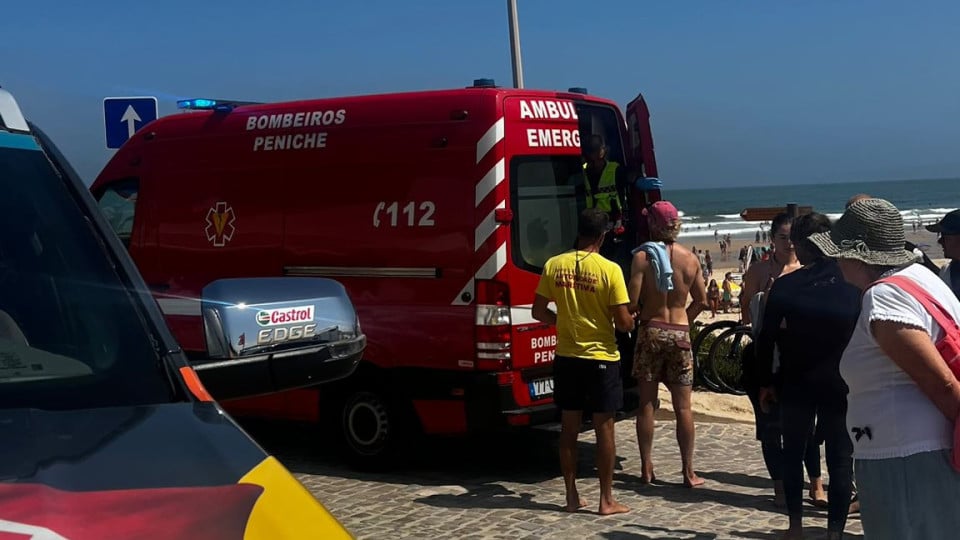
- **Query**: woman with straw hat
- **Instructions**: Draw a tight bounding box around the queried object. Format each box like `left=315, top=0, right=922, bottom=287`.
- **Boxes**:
left=808, top=197, right=960, bottom=539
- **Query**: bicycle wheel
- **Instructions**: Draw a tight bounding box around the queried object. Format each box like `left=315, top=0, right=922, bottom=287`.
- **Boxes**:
left=690, top=320, right=737, bottom=392
left=707, top=325, right=751, bottom=395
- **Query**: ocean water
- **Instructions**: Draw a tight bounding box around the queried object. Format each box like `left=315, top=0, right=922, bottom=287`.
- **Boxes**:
left=665, top=177, right=959, bottom=240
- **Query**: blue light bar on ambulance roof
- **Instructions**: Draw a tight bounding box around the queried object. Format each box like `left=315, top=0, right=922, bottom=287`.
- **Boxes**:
left=177, top=98, right=223, bottom=110
left=176, top=98, right=263, bottom=112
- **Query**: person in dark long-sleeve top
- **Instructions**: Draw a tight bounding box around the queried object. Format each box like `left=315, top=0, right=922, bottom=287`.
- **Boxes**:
left=756, top=212, right=861, bottom=540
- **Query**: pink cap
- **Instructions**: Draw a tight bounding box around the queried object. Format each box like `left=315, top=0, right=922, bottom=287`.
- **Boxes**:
left=643, top=200, right=680, bottom=229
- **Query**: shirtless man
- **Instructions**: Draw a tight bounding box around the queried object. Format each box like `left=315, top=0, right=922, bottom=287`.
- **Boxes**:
left=628, top=201, right=709, bottom=487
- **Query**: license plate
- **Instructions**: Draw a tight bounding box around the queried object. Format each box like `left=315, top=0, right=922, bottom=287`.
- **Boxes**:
left=528, top=377, right=554, bottom=399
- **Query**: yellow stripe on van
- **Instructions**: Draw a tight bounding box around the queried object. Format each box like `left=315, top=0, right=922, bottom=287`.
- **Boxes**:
left=239, top=456, right=353, bottom=539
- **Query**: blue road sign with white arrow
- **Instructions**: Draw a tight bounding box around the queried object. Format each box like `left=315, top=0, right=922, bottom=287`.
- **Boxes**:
left=103, top=96, right=158, bottom=149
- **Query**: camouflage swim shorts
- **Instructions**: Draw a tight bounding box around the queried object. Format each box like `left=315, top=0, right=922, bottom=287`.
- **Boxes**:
left=632, top=320, right=694, bottom=386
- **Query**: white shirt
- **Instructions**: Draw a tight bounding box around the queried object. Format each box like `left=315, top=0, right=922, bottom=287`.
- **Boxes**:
left=839, top=263, right=960, bottom=460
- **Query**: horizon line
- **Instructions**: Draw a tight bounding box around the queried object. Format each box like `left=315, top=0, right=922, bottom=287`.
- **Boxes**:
left=665, top=176, right=958, bottom=193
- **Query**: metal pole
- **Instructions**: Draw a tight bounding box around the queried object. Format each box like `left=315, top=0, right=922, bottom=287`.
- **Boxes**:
left=507, top=0, right=524, bottom=88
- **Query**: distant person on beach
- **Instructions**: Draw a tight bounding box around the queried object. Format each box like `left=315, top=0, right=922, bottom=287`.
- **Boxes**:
left=739, top=213, right=827, bottom=508
left=532, top=208, right=633, bottom=516
left=628, top=201, right=708, bottom=488
left=722, top=272, right=735, bottom=312
left=925, top=208, right=960, bottom=299
left=707, top=278, right=720, bottom=318
left=756, top=212, right=859, bottom=540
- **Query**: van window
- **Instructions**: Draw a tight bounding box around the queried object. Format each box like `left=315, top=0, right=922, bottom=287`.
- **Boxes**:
left=510, top=156, right=584, bottom=273
left=0, top=133, right=172, bottom=410
left=96, top=178, right=139, bottom=247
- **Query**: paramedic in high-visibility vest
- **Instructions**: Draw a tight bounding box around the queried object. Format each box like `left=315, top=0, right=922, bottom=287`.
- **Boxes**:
left=577, top=134, right=632, bottom=264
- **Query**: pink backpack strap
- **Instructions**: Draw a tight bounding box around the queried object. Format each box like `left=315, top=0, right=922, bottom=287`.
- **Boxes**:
left=874, top=275, right=960, bottom=333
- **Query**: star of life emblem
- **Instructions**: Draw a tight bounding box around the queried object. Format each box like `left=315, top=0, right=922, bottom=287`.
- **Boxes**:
left=205, top=202, right=236, bottom=247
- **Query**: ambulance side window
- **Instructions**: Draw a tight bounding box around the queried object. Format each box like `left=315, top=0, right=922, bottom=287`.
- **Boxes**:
left=510, top=156, right=582, bottom=273
left=96, top=178, right=139, bottom=248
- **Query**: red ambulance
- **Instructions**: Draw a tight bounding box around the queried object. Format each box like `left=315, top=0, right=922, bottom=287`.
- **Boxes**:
left=91, top=79, right=662, bottom=467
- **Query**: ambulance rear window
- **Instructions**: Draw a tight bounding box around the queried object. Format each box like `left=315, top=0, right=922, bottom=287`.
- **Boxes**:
left=510, top=156, right=584, bottom=273
left=0, top=133, right=172, bottom=410
left=96, top=178, right=139, bottom=247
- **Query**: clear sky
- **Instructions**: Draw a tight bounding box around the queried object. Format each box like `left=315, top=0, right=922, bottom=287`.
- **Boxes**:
left=2, top=0, right=958, bottom=189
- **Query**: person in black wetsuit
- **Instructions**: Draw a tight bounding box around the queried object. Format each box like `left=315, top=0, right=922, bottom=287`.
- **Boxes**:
left=739, top=214, right=824, bottom=508
left=756, top=212, right=861, bottom=540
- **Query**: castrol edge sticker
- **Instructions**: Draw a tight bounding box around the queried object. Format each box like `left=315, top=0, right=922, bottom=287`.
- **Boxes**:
left=255, top=305, right=315, bottom=327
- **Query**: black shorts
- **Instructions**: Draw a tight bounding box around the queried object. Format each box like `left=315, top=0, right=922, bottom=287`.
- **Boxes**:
left=553, top=355, right=623, bottom=413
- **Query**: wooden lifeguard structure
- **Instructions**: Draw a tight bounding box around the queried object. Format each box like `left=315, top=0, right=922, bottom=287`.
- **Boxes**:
left=739, top=203, right=812, bottom=222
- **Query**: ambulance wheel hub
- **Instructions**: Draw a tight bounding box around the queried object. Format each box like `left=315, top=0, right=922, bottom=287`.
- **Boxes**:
left=344, top=391, right=390, bottom=454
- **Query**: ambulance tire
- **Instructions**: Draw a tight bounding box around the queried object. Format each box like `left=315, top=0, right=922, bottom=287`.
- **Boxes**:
left=337, top=383, right=418, bottom=470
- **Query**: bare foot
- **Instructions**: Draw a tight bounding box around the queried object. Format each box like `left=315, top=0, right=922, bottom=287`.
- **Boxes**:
left=683, top=473, right=705, bottom=488
left=640, top=464, right=656, bottom=484
left=564, top=495, right=588, bottom=513
left=598, top=500, right=630, bottom=516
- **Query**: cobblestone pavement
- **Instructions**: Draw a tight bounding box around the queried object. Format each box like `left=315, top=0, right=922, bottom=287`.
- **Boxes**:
left=246, top=417, right=864, bottom=540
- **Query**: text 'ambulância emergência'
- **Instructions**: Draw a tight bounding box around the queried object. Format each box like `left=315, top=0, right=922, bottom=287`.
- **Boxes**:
left=517, top=100, right=580, bottom=149
left=245, top=109, right=347, bottom=151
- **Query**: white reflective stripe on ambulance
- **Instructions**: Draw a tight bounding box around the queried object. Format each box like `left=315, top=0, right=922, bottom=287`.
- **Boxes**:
left=509, top=302, right=557, bottom=326
left=476, top=117, right=504, bottom=163
left=475, top=200, right=505, bottom=250
left=454, top=116, right=509, bottom=305
left=474, top=158, right=505, bottom=207
left=452, top=243, right=507, bottom=306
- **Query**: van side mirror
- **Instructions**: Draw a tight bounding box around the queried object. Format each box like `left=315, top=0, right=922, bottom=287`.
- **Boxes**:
left=195, top=277, right=365, bottom=400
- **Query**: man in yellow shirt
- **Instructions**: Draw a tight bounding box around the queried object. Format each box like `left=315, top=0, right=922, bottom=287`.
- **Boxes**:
left=532, top=208, right=635, bottom=516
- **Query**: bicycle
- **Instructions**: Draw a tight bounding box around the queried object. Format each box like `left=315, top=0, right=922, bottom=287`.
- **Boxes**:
left=707, top=323, right=752, bottom=395
left=690, top=319, right=738, bottom=392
